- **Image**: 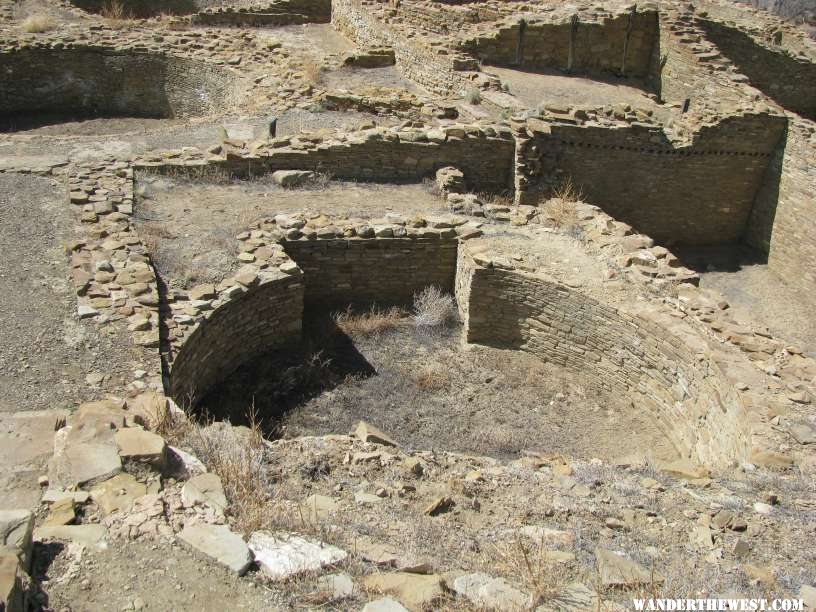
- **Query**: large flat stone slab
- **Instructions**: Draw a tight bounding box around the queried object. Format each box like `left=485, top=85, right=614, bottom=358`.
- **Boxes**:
left=451, top=572, right=529, bottom=610
left=595, top=548, right=663, bottom=587
left=0, top=552, right=24, bottom=612
left=182, top=473, right=227, bottom=514
left=363, top=572, right=444, bottom=611
left=178, top=524, right=253, bottom=576
left=89, top=473, right=147, bottom=515
left=114, top=427, right=167, bottom=467
left=247, top=532, right=347, bottom=580
left=0, top=410, right=66, bottom=511
left=35, top=524, right=109, bottom=550
left=49, top=423, right=122, bottom=488
left=0, top=510, right=34, bottom=571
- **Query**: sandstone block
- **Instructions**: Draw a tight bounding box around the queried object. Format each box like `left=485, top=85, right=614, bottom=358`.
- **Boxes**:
left=451, top=572, right=529, bottom=611
left=114, top=428, right=167, bottom=468
left=247, top=532, right=347, bottom=580
left=182, top=473, right=227, bottom=513
left=178, top=524, right=252, bottom=576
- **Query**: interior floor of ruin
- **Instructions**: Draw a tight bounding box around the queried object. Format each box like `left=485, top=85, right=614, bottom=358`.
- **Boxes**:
left=1, top=0, right=814, bottom=609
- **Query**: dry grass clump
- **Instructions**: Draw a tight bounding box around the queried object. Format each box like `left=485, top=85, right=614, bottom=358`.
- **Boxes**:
left=100, top=0, right=136, bottom=29
left=153, top=398, right=276, bottom=535
left=540, top=177, right=583, bottom=233
left=333, top=305, right=406, bottom=339
left=302, top=58, right=326, bottom=84
left=465, top=88, right=482, bottom=105
left=21, top=14, right=57, bottom=33
left=184, top=412, right=276, bottom=535
left=479, top=191, right=514, bottom=208
left=491, top=537, right=574, bottom=607
left=413, top=285, right=456, bottom=330
left=412, top=364, right=451, bottom=391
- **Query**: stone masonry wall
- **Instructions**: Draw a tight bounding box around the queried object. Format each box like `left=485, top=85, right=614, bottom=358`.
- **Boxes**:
left=199, top=125, right=516, bottom=193
left=696, top=19, right=816, bottom=121
left=517, top=112, right=787, bottom=245
left=332, top=0, right=480, bottom=96
left=190, top=0, right=332, bottom=26
left=169, top=273, right=303, bottom=402
left=283, top=238, right=458, bottom=307
left=458, top=9, right=659, bottom=80
left=456, top=254, right=750, bottom=468
left=747, top=119, right=816, bottom=294
left=654, top=8, right=754, bottom=113
left=0, top=48, right=239, bottom=118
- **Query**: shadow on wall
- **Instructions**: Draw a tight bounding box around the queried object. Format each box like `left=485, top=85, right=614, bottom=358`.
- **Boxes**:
left=195, top=310, right=376, bottom=433
left=0, top=49, right=238, bottom=128
left=744, top=121, right=788, bottom=254
left=69, top=0, right=201, bottom=17
left=697, top=19, right=816, bottom=121
left=459, top=9, right=660, bottom=88
left=518, top=113, right=788, bottom=246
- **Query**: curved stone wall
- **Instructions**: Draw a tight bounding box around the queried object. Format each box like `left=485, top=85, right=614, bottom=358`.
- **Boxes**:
left=169, top=272, right=304, bottom=403
left=0, top=49, right=239, bottom=119
left=456, top=249, right=751, bottom=468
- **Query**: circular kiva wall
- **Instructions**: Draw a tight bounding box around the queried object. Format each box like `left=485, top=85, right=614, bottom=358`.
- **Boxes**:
left=165, top=218, right=750, bottom=468
left=0, top=49, right=239, bottom=119
left=168, top=271, right=305, bottom=404
left=455, top=248, right=751, bottom=469
left=167, top=231, right=461, bottom=403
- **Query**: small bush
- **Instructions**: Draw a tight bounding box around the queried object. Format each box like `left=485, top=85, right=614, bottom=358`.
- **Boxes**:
left=333, top=305, right=405, bottom=339
left=465, top=88, right=482, bottom=105
left=542, top=176, right=581, bottom=231
left=101, top=0, right=136, bottom=28
left=413, top=286, right=456, bottom=330
left=422, top=177, right=442, bottom=197
left=183, top=411, right=275, bottom=535
left=21, top=14, right=57, bottom=33
left=302, top=58, right=326, bottom=84
left=412, top=365, right=451, bottom=391
left=551, top=175, right=583, bottom=202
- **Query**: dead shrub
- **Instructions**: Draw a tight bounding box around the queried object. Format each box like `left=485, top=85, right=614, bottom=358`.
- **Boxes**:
left=478, top=191, right=514, bottom=208
left=412, top=286, right=456, bottom=330
left=101, top=0, right=136, bottom=29
left=465, top=88, right=482, bottom=105
left=21, top=14, right=57, bottom=33
left=491, top=537, right=574, bottom=606
left=333, top=305, right=406, bottom=339
left=302, top=58, right=326, bottom=84
left=422, top=177, right=442, bottom=197
left=541, top=179, right=582, bottom=233
left=412, top=364, right=451, bottom=391
left=182, top=408, right=275, bottom=535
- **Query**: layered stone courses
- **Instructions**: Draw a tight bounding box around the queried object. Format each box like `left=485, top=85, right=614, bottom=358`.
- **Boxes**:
left=514, top=107, right=788, bottom=245
left=456, top=248, right=750, bottom=467
left=0, top=48, right=239, bottom=119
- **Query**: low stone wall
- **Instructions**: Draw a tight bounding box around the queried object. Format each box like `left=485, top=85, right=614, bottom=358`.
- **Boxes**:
left=150, top=124, right=516, bottom=194
left=283, top=238, right=458, bottom=308
left=190, top=0, right=331, bottom=26
left=69, top=0, right=202, bottom=16
left=456, top=250, right=750, bottom=468
left=516, top=110, right=787, bottom=245
left=169, top=272, right=303, bottom=402
left=0, top=48, right=239, bottom=119
left=458, top=9, right=659, bottom=80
